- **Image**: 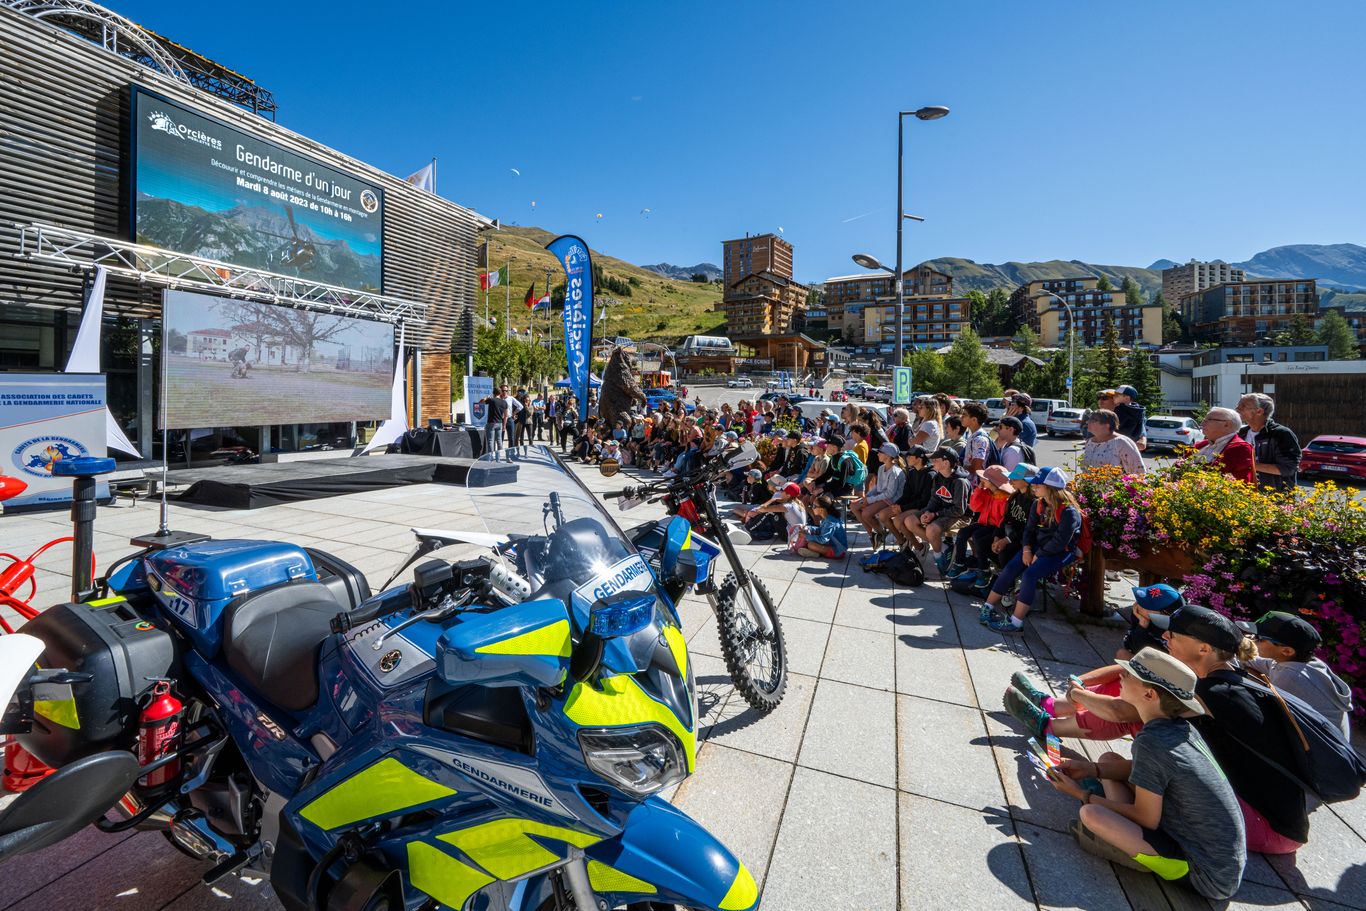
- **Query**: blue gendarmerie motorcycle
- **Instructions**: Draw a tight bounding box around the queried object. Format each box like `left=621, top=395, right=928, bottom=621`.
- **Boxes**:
left=0, top=446, right=759, bottom=911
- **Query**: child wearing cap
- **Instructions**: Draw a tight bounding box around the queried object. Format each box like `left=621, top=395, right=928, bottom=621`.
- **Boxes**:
left=743, top=482, right=807, bottom=552
left=1049, top=647, right=1246, bottom=901
left=902, top=447, right=972, bottom=567
left=944, top=463, right=1013, bottom=582
left=978, top=466, right=1082, bottom=633
left=1007, top=584, right=1184, bottom=743
left=851, top=443, right=906, bottom=544
left=885, top=445, right=934, bottom=548
left=1239, top=611, right=1353, bottom=738
left=979, top=462, right=1038, bottom=596
left=796, top=495, right=848, bottom=560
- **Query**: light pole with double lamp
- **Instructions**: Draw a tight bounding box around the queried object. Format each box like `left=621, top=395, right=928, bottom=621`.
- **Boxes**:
left=1033, top=290, right=1077, bottom=406
left=852, top=105, right=950, bottom=369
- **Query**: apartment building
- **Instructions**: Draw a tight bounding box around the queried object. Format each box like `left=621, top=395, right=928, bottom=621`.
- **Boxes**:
left=1181, top=279, right=1318, bottom=344
left=1162, top=260, right=1245, bottom=307
left=718, top=233, right=809, bottom=336
left=862, top=296, right=971, bottom=349
left=822, top=266, right=953, bottom=338
left=1018, top=277, right=1162, bottom=347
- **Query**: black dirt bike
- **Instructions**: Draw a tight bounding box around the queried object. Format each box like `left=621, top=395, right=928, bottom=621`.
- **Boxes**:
left=601, top=453, right=787, bottom=713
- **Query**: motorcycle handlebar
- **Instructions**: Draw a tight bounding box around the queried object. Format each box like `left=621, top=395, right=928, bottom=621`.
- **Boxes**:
left=331, top=596, right=400, bottom=635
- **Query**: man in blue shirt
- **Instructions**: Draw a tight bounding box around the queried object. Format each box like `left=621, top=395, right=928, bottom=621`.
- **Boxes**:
left=1005, top=393, right=1038, bottom=447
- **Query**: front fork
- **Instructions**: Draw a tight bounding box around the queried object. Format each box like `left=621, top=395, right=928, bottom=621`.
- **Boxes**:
left=699, top=492, right=775, bottom=638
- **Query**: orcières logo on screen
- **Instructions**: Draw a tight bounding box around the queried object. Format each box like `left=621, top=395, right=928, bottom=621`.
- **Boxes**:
left=147, top=110, right=222, bottom=151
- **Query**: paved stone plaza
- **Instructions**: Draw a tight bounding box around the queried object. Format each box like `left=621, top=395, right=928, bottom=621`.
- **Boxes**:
left=1, top=455, right=1363, bottom=911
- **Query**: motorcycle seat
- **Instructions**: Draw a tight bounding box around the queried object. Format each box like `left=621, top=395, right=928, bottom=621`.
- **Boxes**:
left=222, top=582, right=344, bottom=713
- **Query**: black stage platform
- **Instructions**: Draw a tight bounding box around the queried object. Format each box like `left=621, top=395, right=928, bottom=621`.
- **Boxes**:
left=174, top=455, right=475, bottom=509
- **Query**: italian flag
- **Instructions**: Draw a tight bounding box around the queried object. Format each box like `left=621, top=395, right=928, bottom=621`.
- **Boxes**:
left=481, top=265, right=509, bottom=291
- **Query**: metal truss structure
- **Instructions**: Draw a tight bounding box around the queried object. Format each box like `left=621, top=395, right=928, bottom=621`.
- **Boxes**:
left=4, top=0, right=278, bottom=118
left=15, top=222, right=427, bottom=327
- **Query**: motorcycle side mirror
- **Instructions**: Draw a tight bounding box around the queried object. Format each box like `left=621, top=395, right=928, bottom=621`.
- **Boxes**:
left=671, top=550, right=701, bottom=586
left=598, top=459, right=620, bottom=478
left=411, top=560, right=453, bottom=607
left=437, top=598, right=572, bottom=689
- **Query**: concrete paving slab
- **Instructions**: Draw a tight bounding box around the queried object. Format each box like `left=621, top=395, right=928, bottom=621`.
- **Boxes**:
left=707, top=672, right=817, bottom=764
left=0, top=825, right=135, bottom=909
left=890, top=596, right=960, bottom=644
left=820, top=624, right=895, bottom=691
left=898, top=694, right=1008, bottom=814
left=670, top=743, right=793, bottom=888
left=162, top=872, right=283, bottom=911
left=1267, top=806, right=1366, bottom=909
left=6, top=830, right=207, bottom=911
left=761, top=768, right=897, bottom=911
left=984, top=710, right=1084, bottom=835
left=768, top=614, right=831, bottom=678
left=1016, top=820, right=1129, bottom=910
left=832, top=587, right=899, bottom=633
left=894, top=634, right=978, bottom=708
left=899, top=794, right=1036, bottom=910
left=798, top=679, right=896, bottom=788
left=778, top=580, right=839, bottom=624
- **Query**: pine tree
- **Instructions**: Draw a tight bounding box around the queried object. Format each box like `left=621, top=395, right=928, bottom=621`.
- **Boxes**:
left=1156, top=291, right=1183, bottom=344
left=1318, top=309, right=1361, bottom=359
left=1099, top=317, right=1124, bottom=386
left=1125, top=347, right=1164, bottom=411
left=941, top=327, right=1003, bottom=399
left=1012, top=325, right=1042, bottom=359
left=903, top=347, right=946, bottom=393
left=1095, top=274, right=1114, bottom=292
left=1121, top=276, right=1144, bottom=308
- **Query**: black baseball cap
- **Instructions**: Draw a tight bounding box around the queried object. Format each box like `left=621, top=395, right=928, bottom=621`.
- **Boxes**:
left=825, top=433, right=845, bottom=448
left=999, top=416, right=1024, bottom=433
left=930, top=446, right=960, bottom=465
left=1235, top=611, right=1322, bottom=660
left=905, top=444, right=930, bottom=461
left=1148, top=604, right=1242, bottom=653
left=786, top=429, right=803, bottom=440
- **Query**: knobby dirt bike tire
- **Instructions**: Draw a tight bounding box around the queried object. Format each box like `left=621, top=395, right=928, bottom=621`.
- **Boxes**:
left=713, top=573, right=787, bottom=714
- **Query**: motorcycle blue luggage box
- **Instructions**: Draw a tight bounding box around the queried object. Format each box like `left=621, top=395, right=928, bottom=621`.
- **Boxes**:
left=144, top=539, right=317, bottom=657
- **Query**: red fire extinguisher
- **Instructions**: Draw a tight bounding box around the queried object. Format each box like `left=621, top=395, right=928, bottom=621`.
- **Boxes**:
left=138, top=679, right=182, bottom=789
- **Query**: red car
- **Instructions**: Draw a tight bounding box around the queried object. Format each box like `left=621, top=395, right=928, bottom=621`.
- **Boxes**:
left=1299, top=435, right=1366, bottom=481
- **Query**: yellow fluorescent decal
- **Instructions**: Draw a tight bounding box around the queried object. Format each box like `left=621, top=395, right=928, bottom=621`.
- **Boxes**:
left=663, top=623, right=688, bottom=678
left=85, top=596, right=127, bottom=607
left=33, top=698, right=80, bottom=730
left=587, top=859, right=656, bottom=894
left=438, top=818, right=601, bottom=880
left=475, top=618, right=572, bottom=658
left=300, top=756, right=456, bottom=830
left=407, top=841, right=494, bottom=910
left=564, top=675, right=697, bottom=773
left=719, top=863, right=759, bottom=910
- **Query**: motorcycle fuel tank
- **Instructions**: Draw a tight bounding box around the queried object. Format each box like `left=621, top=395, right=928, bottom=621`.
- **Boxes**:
left=144, top=539, right=316, bottom=657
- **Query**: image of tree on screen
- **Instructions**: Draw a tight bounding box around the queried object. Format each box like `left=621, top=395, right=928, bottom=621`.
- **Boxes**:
left=161, top=289, right=395, bottom=429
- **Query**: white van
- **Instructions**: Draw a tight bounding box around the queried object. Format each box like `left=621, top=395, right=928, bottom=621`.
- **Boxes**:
left=796, top=400, right=887, bottom=427
left=1031, top=398, right=1069, bottom=423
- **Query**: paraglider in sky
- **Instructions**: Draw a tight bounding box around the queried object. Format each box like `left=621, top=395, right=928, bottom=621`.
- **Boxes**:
left=531, top=200, right=537, bottom=210
left=777, top=226, right=785, bottom=234
left=640, top=208, right=652, bottom=218
left=595, top=213, right=604, bottom=221
left=509, top=168, right=521, bottom=176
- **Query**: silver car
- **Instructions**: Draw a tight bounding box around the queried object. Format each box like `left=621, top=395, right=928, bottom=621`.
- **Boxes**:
left=1045, top=407, right=1085, bottom=438
left=1145, top=415, right=1204, bottom=451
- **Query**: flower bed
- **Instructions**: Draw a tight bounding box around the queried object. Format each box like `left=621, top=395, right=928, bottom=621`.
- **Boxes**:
left=1075, top=461, right=1366, bottom=719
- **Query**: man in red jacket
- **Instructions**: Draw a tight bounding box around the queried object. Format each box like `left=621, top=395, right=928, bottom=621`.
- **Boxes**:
left=1193, top=407, right=1254, bottom=483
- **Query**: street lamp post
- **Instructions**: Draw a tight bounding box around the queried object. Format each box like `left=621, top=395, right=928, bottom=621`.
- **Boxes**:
left=853, top=104, right=949, bottom=369
left=1035, top=290, right=1076, bottom=406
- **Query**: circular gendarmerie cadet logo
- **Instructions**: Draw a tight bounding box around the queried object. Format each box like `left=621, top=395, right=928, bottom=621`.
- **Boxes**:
left=12, top=435, right=89, bottom=479
left=359, top=189, right=379, bottom=213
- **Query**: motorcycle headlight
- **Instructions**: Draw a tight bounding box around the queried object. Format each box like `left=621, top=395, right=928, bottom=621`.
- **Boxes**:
left=578, top=725, right=686, bottom=796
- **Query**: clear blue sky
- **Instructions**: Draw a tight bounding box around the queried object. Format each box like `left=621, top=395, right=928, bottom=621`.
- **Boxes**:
left=116, top=0, right=1366, bottom=284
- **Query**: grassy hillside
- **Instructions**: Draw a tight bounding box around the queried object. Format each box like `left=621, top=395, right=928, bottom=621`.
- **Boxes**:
left=919, top=257, right=1163, bottom=301
left=477, top=227, right=725, bottom=345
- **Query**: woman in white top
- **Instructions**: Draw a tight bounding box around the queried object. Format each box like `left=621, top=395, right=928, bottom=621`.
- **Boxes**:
left=851, top=443, right=906, bottom=542
left=909, top=397, right=943, bottom=451
left=1082, top=408, right=1145, bottom=475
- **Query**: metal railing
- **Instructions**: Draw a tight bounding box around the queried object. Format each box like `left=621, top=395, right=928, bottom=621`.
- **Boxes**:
left=13, top=222, right=427, bottom=325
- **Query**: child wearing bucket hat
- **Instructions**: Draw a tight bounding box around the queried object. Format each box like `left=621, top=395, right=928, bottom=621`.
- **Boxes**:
left=977, top=466, right=1083, bottom=633
left=1048, top=647, right=1246, bottom=901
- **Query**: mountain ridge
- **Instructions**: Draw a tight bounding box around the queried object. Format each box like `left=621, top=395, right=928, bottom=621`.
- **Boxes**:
left=641, top=262, right=722, bottom=282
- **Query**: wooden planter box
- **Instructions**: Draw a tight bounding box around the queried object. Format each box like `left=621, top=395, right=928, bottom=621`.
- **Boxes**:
left=1081, top=543, right=1206, bottom=616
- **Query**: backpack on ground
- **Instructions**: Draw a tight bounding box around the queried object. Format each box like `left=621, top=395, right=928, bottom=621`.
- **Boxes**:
left=864, top=549, right=924, bottom=586
left=860, top=550, right=900, bottom=571
left=1225, top=669, right=1366, bottom=804
left=951, top=570, right=988, bottom=595
left=743, top=512, right=784, bottom=542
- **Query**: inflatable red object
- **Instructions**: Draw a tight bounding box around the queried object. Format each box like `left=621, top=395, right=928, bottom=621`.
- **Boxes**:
left=0, top=474, right=28, bottom=502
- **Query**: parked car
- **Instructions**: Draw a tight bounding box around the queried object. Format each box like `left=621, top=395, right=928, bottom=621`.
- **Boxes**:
left=796, top=400, right=888, bottom=426
left=758, top=391, right=816, bottom=404
left=1299, top=435, right=1366, bottom=481
left=726, top=376, right=754, bottom=388
left=864, top=386, right=892, bottom=403
left=844, top=379, right=866, bottom=396
left=1030, top=398, right=1069, bottom=425
left=1045, top=407, right=1086, bottom=438
left=984, top=398, right=1007, bottom=421
left=1144, top=415, right=1204, bottom=451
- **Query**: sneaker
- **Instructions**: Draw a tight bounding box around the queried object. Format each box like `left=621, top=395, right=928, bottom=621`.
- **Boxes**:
left=1009, top=670, right=1050, bottom=708
left=973, top=574, right=994, bottom=595
left=934, top=550, right=953, bottom=573
left=661, top=470, right=677, bottom=478
left=1068, top=820, right=1149, bottom=872
left=912, top=541, right=930, bottom=560
left=977, top=603, right=996, bottom=624
left=1001, top=593, right=1016, bottom=609
left=1003, top=686, right=1050, bottom=739
left=944, top=563, right=972, bottom=580
left=987, top=613, right=1025, bottom=635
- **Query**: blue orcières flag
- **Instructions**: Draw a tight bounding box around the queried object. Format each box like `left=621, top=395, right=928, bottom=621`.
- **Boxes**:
left=546, top=235, right=595, bottom=423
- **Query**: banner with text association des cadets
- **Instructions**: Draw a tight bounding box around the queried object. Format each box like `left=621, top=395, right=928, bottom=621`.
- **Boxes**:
left=545, top=235, right=595, bottom=422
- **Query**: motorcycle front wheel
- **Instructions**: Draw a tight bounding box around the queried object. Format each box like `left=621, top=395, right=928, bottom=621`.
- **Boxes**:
left=713, top=573, right=787, bottom=713
left=536, top=897, right=703, bottom=910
